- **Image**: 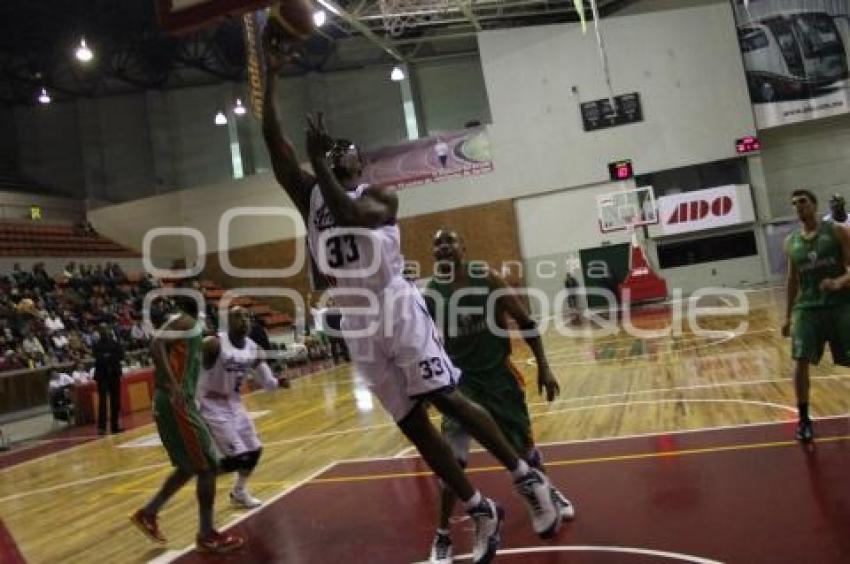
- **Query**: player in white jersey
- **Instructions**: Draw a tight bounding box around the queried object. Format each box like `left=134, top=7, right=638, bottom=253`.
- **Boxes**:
left=199, top=307, right=284, bottom=509
left=261, top=28, right=561, bottom=564
left=824, top=194, right=850, bottom=226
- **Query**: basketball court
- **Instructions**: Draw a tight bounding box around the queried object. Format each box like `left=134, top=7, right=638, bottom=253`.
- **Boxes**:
left=2, top=288, right=850, bottom=562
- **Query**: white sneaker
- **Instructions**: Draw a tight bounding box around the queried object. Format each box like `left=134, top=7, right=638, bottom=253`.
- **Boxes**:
left=467, top=497, right=503, bottom=564
left=551, top=487, right=575, bottom=521
left=229, top=489, right=262, bottom=509
left=514, top=468, right=560, bottom=539
left=429, top=532, right=453, bottom=564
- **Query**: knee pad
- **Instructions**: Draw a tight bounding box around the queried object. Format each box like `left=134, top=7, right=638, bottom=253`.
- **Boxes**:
left=220, top=450, right=259, bottom=473
left=245, top=448, right=262, bottom=472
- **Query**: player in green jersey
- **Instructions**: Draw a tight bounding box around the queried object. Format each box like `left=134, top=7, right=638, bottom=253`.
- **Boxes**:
left=130, top=295, right=243, bottom=553
left=783, top=189, right=850, bottom=443
left=424, top=229, right=574, bottom=564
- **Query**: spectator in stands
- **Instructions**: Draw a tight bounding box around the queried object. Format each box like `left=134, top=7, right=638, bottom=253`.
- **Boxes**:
left=11, top=263, right=30, bottom=287
left=63, top=262, right=77, bottom=281
left=45, top=310, right=65, bottom=334
left=130, top=320, right=148, bottom=349
left=22, top=333, right=45, bottom=360
left=51, top=330, right=70, bottom=362
left=67, top=329, right=85, bottom=358
left=93, top=324, right=124, bottom=434
left=71, top=361, right=91, bottom=384
left=48, top=368, right=74, bottom=391
left=32, top=263, right=53, bottom=293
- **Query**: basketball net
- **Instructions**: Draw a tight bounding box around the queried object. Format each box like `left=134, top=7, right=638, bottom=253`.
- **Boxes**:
left=379, top=0, right=452, bottom=36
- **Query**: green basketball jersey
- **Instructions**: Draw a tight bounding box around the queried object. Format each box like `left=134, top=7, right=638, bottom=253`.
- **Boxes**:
left=427, top=264, right=511, bottom=374
left=154, top=319, right=204, bottom=396
left=787, top=221, right=850, bottom=309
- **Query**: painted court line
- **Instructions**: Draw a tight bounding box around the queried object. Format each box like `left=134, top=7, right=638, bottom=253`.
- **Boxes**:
left=413, top=544, right=724, bottom=564
left=310, top=433, right=850, bottom=485
left=150, top=461, right=340, bottom=564
left=0, top=462, right=169, bottom=504
left=526, top=373, right=850, bottom=410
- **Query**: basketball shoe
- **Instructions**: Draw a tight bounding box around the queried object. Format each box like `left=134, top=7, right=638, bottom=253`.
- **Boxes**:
left=514, top=468, right=560, bottom=538
left=796, top=419, right=814, bottom=443
left=429, top=531, right=453, bottom=564
left=550, top=487, right=575, bottom=521
left=467, top=497, right=503, bottom=564
left=196, top=529, right=244, bottom=553
left=230, top=489, right=262, bottom=509
left=129, top=509, right=166, bottom=544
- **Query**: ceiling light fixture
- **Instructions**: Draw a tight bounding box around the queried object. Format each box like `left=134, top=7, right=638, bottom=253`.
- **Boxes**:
left=75, top=38, right=93, bottom=63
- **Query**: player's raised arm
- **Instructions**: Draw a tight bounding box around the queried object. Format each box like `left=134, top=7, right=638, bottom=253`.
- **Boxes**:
left=261, top=26, right=314, bottom=218
left=305, top=113, right=398, bottom=228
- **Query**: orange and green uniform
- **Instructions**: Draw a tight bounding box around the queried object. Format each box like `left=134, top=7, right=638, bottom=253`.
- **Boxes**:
left=153, top=320, right=218, bottom=473
left=426, top=264, right=534, bottom=456
left=787, top=220, right=850, bottom=366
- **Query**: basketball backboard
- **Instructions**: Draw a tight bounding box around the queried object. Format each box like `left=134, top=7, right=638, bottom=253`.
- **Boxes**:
left=597, top=186, right=658, bottom=233
left=156, top=0, right=270, bottom=34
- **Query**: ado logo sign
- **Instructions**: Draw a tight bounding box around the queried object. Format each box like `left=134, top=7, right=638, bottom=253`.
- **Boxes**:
left=656, top=186, right=743, bottom=235
left=667, top=196, right=734, bottom=224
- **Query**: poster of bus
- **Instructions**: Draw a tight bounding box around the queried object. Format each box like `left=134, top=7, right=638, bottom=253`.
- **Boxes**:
left=733, top=0, right=850, bottom=128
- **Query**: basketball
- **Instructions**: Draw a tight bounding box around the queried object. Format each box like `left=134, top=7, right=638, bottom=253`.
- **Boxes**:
left=268, top=0, right=315, bottom=44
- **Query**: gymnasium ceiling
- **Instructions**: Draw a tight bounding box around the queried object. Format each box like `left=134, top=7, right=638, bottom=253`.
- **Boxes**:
left=0, top=0, right=635, bottom=106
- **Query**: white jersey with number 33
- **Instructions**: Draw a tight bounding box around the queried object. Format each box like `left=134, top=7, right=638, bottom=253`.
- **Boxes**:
left=307, top=184, right=404, bottom=298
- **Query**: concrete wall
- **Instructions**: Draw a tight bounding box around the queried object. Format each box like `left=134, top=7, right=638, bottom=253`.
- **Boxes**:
left=15, top=103, right=85, bottom=197
left=416, top=55, right=492, bottom=134
left=759, top=113, right=850, bottom=219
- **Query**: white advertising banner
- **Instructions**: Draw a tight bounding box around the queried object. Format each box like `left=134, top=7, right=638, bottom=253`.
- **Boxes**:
left=733, top=0, right=850, bottom=129
left=657, top=185, right=744, bottom=236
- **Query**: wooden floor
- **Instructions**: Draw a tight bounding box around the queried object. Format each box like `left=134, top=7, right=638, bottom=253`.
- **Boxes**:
left=2, top=286, right=850, bottom=563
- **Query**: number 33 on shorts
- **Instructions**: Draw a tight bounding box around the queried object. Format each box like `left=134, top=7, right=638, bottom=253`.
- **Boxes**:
left=419, top=357, right=445, bottom=379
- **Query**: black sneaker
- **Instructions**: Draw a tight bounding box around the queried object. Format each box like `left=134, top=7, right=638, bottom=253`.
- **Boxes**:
left=429, top=532, right=453, bottom=564
left=796, top=419, right=814, bottom=443
left=467, top=497, right=503, bottom=564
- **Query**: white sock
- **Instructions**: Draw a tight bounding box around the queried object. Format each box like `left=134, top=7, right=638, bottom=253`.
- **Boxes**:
left=436, top=527, right=450, bottom=536
left=462, top=491, right=482, bottom=510
left=510, top=459, right=530, bottom=480
left=234, top=473, right=249, bottom=494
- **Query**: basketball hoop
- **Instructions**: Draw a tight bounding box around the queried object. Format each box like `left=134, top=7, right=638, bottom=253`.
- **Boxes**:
left=379, top=0, right=452, bottom=36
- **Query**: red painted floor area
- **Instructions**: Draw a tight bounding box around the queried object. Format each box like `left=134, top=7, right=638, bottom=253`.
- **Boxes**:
left=0, top=518, right=26, bottom=563
left=176, top=418, right=850, bottom=564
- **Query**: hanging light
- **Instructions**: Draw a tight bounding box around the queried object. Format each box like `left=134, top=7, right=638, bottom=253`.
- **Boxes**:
left=313, top=10, right=327, bottom=27
left=390, top=66, right=405, bottom=81
left=75, top=37, right=93, bottom=63
left=233, top=98, right=247, bottom=116
left=38, top=87, right=51, bottom=105
left=214, top=111, right=227, bottom=125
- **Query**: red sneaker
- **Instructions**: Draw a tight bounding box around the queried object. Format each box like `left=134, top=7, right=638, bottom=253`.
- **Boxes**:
left=196, top=530, right=245, bottom=554
left=129, top=509, right=166, bottom=544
